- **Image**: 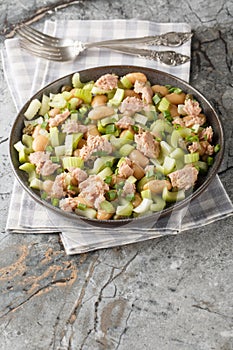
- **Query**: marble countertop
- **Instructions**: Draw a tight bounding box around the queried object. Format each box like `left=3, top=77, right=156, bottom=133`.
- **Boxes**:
left=0, top=1, right=233, bottom=349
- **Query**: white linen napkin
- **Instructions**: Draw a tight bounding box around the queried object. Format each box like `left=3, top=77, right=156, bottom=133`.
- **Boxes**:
left=2, top=20, right=233, bottom=254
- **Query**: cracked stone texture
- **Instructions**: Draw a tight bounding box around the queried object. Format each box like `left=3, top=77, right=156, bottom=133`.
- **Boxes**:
left=0, top=1, right=233, bottom=350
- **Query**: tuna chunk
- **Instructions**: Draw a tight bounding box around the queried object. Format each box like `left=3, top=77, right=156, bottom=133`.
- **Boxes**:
left=38, top=160, right=60, bottom=176
left=199, top=126, right=213, bottom=142
left=59, top=197, right=77, bottom=212
left=118, top=158, right=134, bottom=178
left=183, top=114, right=206, bottom=127
left=95, top=74, right=118, bottom=91
left=135, top=131, right=160, bottom=159
left=119, top=96, right=144, bottom=116
left=51, top=173, right=67, bottom=198
left=183, top=99, right=202, bottom=117
left=79, top=175, right=109, bottom=209
left=79, top=135, right=113, bottom=161
left=121, top=181, right=136, bottom=197
left=134, top=80, right=153, bottom=104
left=62, top=120, right=87, bottom=134
left=168, top=165, right=198, bottom=190
left=29, top=151, right=60, bottom=176
left=29, top=151, right=50, bottom=165
left=69, top=168, right=88, bottom=185
left=48, top=110, right=70, bottom=127
left=116, top=116, right=135, bottom=129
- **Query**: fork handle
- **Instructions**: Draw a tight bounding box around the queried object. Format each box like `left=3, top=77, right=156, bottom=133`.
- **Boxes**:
left=98, top=45, right=190, bottom=66
left=84, top=32, right=192, bottom=48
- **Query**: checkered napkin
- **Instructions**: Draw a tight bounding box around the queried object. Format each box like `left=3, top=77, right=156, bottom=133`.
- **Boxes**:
left=2, top=20, right=233, bottom=255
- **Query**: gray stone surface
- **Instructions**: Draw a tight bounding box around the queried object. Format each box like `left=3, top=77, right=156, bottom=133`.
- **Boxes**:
left=0, top=1, right=233, bottom=349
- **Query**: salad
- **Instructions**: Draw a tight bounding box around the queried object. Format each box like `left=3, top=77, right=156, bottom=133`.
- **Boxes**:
left=14, top=71, right=220, bottom=221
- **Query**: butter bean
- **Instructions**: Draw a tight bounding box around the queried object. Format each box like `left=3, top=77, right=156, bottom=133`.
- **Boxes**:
left=32, top=134, right=49, bottom=152
left=125, top=72, right=147, bottom=84
left=91, top=95, right=108, bottom=107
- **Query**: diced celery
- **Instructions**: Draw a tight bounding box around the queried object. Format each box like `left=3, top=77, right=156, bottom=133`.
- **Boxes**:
left=24, top=99, right=42, bottom=120
left=134, top=113, right=148, bottom=125
left=120, top=129, right=134, bottom=141
left=120, top=76, right=132, bottom=89
left=70, top=113, right=78, bottom=121
left=18, top=149, right=28, bottom=163
left=126, top=175, right=137, bottom=184
left=141, top=189, right=152, bottom=200
left=72, top=133, right=83, bottom=149
left=54, top=145, right=66, bottom=157
left=19, top=162, right=36, bottom=181
left=119, top=143, right=135, bottom=157
left=62, top=91, right=73, bottom=101
left=160, top=141, right=174, bottom=156
left=24, top=116, right=44, bottom=127
left=110, top=135, right=132, bottom=149
left=49, top=93, right=67, bottom=109
left=62, top=156, right=84, bottom=169
left=75, top=207, right=97, bottom=219
left=116, top=202, right=133, bottom=216
left=158, top=97, right=170, bottom=112
left=151, top=119, right=173, bottom=135
left=170, top=130, right=182, bottom=148
left=133, top=198, right=153, bottom=214
left=64, top=134, right=73, bottom=156
left=39, top=94, right=50, bottom=116
left=69, top=97, right=81, bottom=110
left=162, top=187, right=185, bottom=202
left=184, top=152, right=199, bottom=164
left=170, top=147, right=185, bottom=160
left=50, top=127, right=60, bottom=147
left=19, top=162, right=35, bottom=173
left=30, top=178, right=44, bottom=190
left=14, top=140, right=26, bottom=152
left=97, top=167, right=113, bottom=180
left=74, top=88, right=92, bottom=104
left=105, top=124, right=116, bottom=135
left=91, top=86, right=111, bottom=95
left=152, top=93, right=162, bottom=105
left=150, top=195, right=166, bottom=211
left=72, top=72, right=84, bottom=88
left=108, top=88, right=124, bottom=107
left=100, top=200, right=115, bottom=214
left=163, top=156, right=176, bottom=175
left=89, top=156, right=115, bottom=174
left=100, top=114, right=119, bottom=127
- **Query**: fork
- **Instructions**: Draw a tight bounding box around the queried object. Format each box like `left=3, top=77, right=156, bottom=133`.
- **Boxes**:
left=17, top=26, right=191, bottom=66
left=19, top=38, right=190, bottom=66
left=16, top=25, right=193, bottom=48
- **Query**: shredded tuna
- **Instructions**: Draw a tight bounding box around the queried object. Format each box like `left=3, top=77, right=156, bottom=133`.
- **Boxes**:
left=199, top=126, right=213, bottom=142
left=59, top=197, right=77, bottom=212
left=51, top=173, right=67, bottom=198
left=116, top=116, right=135, bottom=129
left=48, top=110, right=70, bottom=127
left=95, top=74, right=118, bottom=91
left=172, top=117, right=185, bottom=127
left=121, top=182, right=136, bottom=197
left=62, top=120, right=87, bottom=134
left=183, top=114, right=206, bottom=127
left=79, top=175, right=109, bottom=209
left=119, top=96, right=144, bottom=115
left=183, top=99, right=202, bottom=116
left=134, top=80, right=153, bottom=104
left=29, top=151, right=59, bottom=175
left=79, top=135, right=113, bottom=161
left=135, top=131, right=160, bottom=158
left=118, top=158, right=134, bottom=178
left=168, top=165, right=198, bottom=190
left=68, top=168, right=88, bottom=185
left=29, top=151, right=50, bottom=165
left=38, top=160, right=60, bottom=176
